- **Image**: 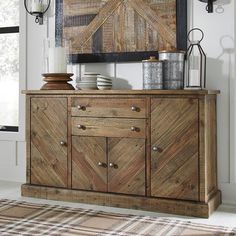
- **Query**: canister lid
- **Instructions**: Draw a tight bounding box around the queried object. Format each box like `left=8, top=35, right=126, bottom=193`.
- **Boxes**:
left=142, top=56, right=159, bottom=62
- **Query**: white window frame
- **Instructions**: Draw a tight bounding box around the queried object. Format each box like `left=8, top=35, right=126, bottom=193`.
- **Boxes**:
left=0, top=1, right=26, bottom=141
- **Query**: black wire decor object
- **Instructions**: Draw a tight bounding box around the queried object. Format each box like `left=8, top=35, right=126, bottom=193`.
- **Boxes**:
left=24, top=0, right=51, bottom=25
left=186, top=28, right=206, bottom=89
left=198, top=0, right=217, bottom=13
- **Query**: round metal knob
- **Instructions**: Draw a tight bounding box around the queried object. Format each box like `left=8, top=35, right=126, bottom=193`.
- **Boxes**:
left=98, top=162, right=103, bottom=166
left=109, top=163, right=114, bottom=168
left=131, top=106, right=137, bottom=111
left=130, top=126, right=136, bottom=131
left=77, top=124, right=84, bottom=129
left=152, top=146, right=158, bottom=151
left=77, top=105, right=85, bottom=110
left=60, top=141, right=66, bottom=146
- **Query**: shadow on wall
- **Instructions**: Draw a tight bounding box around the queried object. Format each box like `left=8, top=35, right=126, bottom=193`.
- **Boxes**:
left=206, top=34, right=234, bottom=183
left=207, top=35, right=234, bottom=88
left=215, top=0, right=231, bottom=13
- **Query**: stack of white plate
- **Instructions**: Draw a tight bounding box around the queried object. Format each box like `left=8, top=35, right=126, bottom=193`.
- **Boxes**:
left=77, top=72, right=99, bottom=90
left=97, top=75, right=112, bottom=90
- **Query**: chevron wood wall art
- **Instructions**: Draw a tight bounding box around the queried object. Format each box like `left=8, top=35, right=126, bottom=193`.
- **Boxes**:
left=55, top=0, right=187, bottom=62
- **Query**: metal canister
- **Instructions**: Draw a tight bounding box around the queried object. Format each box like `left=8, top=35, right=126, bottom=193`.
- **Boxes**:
left=142, top=56, right=164, bottom=90
left=158, top=50, right=185, bottom=90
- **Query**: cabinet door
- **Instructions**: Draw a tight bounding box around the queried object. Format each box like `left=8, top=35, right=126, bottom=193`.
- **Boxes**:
left=108, top=138, right=145, bottom=196
left=72, top=136, right=107, bottom=192
left=30, top=97, right=68, bottom=188
left=151, top=98, right=199, bottom=201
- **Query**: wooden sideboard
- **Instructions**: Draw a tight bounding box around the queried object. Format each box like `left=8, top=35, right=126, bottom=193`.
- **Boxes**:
left=21, top=90, right=221, bottom=218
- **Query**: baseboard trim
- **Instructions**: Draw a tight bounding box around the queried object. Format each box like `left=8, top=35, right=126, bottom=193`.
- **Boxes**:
left=21, top=184, right=221, bottom=218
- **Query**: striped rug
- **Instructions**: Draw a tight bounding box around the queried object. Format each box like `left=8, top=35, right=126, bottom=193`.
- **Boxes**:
left=0, top=199, right=235, bottom=236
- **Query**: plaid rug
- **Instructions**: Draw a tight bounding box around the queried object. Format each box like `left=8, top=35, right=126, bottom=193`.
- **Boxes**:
left=0, top=199, right=235, bottom=236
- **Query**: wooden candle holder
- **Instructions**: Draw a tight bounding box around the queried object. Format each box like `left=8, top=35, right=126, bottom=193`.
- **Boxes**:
left=41, top=73, right=75, bottom=90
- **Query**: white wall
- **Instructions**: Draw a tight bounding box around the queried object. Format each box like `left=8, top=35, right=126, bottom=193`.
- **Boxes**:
left=0, top=0, right=235, bottom=203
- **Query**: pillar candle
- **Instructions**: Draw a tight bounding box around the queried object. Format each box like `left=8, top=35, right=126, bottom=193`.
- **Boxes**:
left=48, top=47, right=67, bottom=73
left=31, top=0, right=43, bottom=13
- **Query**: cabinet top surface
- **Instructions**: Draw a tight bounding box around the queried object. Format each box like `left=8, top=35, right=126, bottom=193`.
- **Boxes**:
left=22, top=89, right=220, bottom=95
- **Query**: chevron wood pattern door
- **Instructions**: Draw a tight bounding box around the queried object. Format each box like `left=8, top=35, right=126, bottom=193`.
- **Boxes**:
left=108, top=138, right=145, bottom=196
left=72, top=136, right=107, bottom=192
left=30, top=98, right=68, bottom=188
left=151, top=98, right=199, bottom=201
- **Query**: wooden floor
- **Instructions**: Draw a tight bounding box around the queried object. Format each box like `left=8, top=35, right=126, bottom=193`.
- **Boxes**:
left=0, top=180, right=236, bottom=228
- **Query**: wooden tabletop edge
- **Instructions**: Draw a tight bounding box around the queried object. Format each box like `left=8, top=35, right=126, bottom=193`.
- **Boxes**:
left=22, top=89, right=220, bottom=95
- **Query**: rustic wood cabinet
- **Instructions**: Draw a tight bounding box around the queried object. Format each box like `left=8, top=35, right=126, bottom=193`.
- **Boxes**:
left=22, top=90, right=221, bottom=218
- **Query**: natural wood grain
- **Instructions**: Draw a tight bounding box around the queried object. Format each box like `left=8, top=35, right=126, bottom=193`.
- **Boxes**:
left=72, top=136, right=107, bottom=192
left=206, top=95, right=218, bottom=199
left=22, top=90, right=221, bottom=95
left=41, top=73, right=75, bottom=90
left=62, top=0, right=177, bottom=53
left=67, top=97, right=72, bottom=188
left=21, top=184, right=222, bottom=218
left=78, top=0, right=123, bottom=48
left=128, top=0, right=175, bottom=46
left=199, top=97, right=207, bottom=202
left=72, top=117, right=146, bottom=138
left=30, top=98, right=68, bottom=188
left=23, top=91, right=220, bottom=218
left=199, top=95, right=218, bottom=202
left=71, top=98, right=146, bottom=118
left=26, top=96, right=31, bottom=184
left=146, top=97, right=151, bottom=196
left=108, top=138, right=145, bottom=196
left=151, top=98, right=199, bottom=201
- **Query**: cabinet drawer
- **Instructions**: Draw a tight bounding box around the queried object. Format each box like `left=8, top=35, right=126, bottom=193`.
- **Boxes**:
left=71, top=98, right=146, bottom=118
left=72, top=117, right=146, bottom=138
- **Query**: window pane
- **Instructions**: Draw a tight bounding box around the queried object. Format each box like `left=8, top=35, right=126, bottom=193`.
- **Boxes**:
left=0, top=33, right=19, bottom=127
left=0, top=0, right=19, bottom=27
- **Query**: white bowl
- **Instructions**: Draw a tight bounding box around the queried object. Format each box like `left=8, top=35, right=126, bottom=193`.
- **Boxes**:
left=97, top=75, right=111, bottom=79
left=97, top=85, right=112, bottom=90
left=77, top=85, right=97, bottom=90
left=97, top=78, right=112, bottom=82
left=98, top=86, right=112, bottom=90
left=84, top=72, right=100, bottom=75
left=97, top=81, right=112, bottom=86
left=78, top=81, right=97, bottom=84
left=77, top=81, right=97, bottom=90
left=81, top=77, right=97, bottom=82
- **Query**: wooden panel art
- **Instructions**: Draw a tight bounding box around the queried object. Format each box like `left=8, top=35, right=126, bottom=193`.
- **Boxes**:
left=55, top=0, right=187, bottom=62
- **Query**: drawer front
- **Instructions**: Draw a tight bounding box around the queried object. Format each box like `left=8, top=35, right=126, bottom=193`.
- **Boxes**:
left=72, top=117, right=146, bottom=138
left=71, top=98, right=146, bottom=118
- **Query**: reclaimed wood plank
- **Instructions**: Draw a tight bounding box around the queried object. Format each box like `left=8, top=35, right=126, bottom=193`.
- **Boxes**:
left=108, top=138, right=145, bottom=195
left=21, top=184, right=222, bottom=218
left=128, top=0, right=176, bottom=46
left=151, top=98, right=199, bottom=201
left=71, top=117, right=146, bottom=138
left=72, top=136, right=107, bottom=192
left=71, top=98, right=147, bottom=118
